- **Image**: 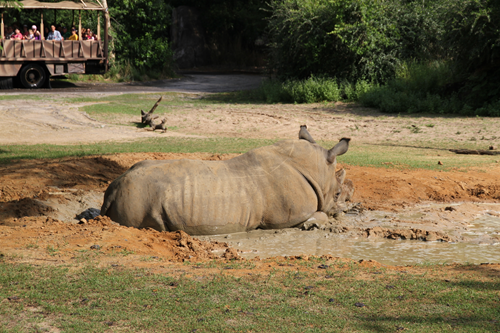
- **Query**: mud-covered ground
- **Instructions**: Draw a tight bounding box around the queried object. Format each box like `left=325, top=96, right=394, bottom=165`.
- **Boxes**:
left=1, top=152, right=499, bottom=266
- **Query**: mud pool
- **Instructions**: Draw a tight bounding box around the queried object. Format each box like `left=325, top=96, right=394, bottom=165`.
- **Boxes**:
left=198, top=203, right=500, bottom=265
left=5, top=185, right=500, bottom=266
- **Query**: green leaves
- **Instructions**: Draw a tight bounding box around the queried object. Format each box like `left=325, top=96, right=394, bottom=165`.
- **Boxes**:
left=109, top=0, right=173, bottom=72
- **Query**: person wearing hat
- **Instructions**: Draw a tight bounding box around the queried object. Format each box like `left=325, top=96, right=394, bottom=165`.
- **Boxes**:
left=32, top=25, right=41, bottom=40
left=62, top=26, right=70, bottom=39
left=68, top=27, right=78, bottom=40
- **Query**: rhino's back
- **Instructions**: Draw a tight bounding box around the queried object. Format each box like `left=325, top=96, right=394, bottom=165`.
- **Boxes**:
left=160, top=159, right=265, bottom=234
left=103, top=158, right=266, bottom=234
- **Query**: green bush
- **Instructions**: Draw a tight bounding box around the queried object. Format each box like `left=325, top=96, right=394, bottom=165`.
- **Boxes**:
left=253, top=77, right=373, bottom=104
left=266, top=0, right=451, bottom=82
left=109, top=0, right=174, bottom=75
left=358, top=60, right=500, bottom=116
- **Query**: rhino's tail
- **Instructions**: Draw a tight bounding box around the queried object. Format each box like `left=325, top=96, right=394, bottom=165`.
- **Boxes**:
left=100, top=185, right=116, bottom=217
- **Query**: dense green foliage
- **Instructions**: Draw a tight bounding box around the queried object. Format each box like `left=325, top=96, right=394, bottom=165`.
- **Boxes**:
left=266, top=0, right=449, bottom=82
left=109, top=0, right=174, bottom=76
left=252, top=77, right=370, bottom=103
left=264, top=0, right=500, bottom=115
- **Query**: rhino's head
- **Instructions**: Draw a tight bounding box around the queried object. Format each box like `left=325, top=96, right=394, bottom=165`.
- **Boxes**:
left=297, top=125, right=351, bottom=215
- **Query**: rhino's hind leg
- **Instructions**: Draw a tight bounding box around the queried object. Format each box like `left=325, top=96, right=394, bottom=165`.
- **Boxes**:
left=139, top=213, right=168, bottom=231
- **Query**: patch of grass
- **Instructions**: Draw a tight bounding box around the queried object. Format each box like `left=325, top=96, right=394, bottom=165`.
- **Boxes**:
left=46, top=245, right=59, bottom=256
left=1, top=137, right=498, bottom=171
left=408, top=125, right=423, bottom=133
left=70, top=92, right=234, bottom=118
left=120, top=249, right=135, bottom=256
left=0, top=262, right=498, bottom=332
left=358, top=61, right=500, bottom=116
left=333, top=143, right=499, bottom=171
left=0, top=137, right=277, bottom=164
left=0, top=95, right=43, bottom=101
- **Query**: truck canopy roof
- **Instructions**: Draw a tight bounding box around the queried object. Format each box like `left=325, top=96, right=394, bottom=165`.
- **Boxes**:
left=0, top=0, right=105, bottom=11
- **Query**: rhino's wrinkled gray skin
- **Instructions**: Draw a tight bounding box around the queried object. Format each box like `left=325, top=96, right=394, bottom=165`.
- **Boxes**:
left=101, top=128, right=350, bottom=235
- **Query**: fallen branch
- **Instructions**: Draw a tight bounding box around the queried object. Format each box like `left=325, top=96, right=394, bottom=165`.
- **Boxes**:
left=141, top=96, right=163, bottom=125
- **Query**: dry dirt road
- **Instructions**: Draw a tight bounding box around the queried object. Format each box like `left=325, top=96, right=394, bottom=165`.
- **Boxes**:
left=3, top=73, right=265, bottom=95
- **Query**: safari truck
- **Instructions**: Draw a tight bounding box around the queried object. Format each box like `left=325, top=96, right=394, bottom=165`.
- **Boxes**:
left=0, top=0, right=109, bottom=89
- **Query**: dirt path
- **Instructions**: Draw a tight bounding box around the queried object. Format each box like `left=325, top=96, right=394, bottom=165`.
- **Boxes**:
left=0, top=99, right=208, bottom=145
left=2, top=73, right=265, bottom=95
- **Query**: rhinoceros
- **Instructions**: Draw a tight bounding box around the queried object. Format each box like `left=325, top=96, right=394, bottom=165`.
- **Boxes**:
left=100, top=127, right=350, bottom=235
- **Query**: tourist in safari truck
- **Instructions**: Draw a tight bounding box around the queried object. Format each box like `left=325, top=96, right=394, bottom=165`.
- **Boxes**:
left=0, top=0, right=109, bottom=89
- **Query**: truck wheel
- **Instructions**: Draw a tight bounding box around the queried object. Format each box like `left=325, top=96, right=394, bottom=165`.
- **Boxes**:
left=19, top=64, right=47, bottom=89
left=0, top=77, right=13, bottom=89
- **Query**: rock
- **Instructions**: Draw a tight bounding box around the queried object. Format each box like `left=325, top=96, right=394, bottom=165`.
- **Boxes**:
left=354, top=302, right=366, bottom=307
left=90, top=244, right=101, bottom=250
left=489, top=146, right=496, bottom=150
left=364, top=227, right=455, bottom=242
left=222, top=248, right=240, bottom=260
left=444, top=206, right=456, bottom=212
left=76, top=208, right=100, bottom=221
left=438, top=161, right=443, bottom=165
left=301, top=221, right=320, bottom=231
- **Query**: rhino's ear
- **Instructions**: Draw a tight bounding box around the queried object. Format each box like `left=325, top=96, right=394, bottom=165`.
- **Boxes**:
left=141, top=109, right=146, bottom=116
left=298, top=125, right=316, bottom=144
left=327, top=138, right=350, bottom=164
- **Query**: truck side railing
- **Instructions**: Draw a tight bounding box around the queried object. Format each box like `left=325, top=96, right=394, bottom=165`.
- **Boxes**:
left=0, top=39, right=104, bottom=60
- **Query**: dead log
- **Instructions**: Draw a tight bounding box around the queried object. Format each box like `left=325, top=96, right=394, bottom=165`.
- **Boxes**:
left=449, top=149, right=500, bottom=155
left=141, top=96, right=163, bottom=124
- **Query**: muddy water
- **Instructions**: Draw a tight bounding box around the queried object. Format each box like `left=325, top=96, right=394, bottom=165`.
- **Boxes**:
left=198, top=203, right=500, bottom=265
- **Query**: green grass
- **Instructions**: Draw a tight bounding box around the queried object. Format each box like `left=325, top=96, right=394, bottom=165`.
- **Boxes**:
left=0, top=261, right=498, bottom=332
left=208, top=78, right=372, bottom=104
left=1, top=137, right=498, bottom=171
left=336, top=144, right=500, bottom=171
left=0, top=137, right=277, bottom=164
left=70, top=92, right=232, bottom=117
left=0, top=95, right=44, bottom=101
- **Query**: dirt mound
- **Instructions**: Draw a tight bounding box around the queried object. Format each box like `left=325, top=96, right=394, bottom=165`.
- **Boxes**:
left=343, top=164, right=500, bottom=210
left=0, top=153, right=239, bottom=225
left=0, top=215, right=232, bottom=262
